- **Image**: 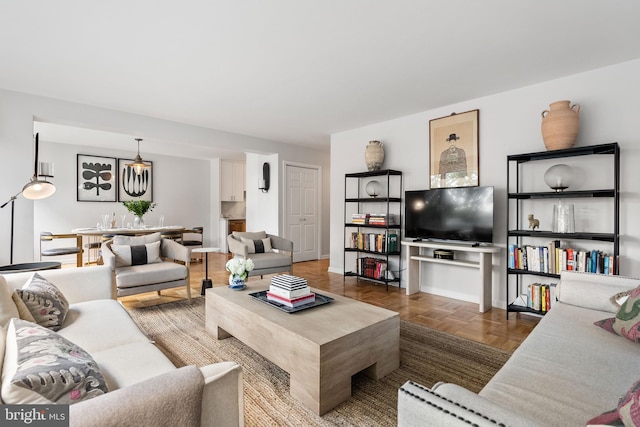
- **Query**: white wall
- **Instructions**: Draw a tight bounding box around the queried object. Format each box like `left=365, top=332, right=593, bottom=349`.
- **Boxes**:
left=0, top=89, right=330, bottom=264
left=245, top=152, right=280, bottom=234
left=330, top=58, right=640, bottom=309
left=34, top=142, right=210, bottom=262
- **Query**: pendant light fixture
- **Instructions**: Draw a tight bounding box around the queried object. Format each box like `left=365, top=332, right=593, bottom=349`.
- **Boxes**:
left=22, top=133, right=56, bottom=200
left=126, top=138, right=151, bottom=175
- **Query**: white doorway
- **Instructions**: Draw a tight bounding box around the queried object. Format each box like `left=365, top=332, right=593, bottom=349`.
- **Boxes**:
left=284, top=163, right=320, bottom=262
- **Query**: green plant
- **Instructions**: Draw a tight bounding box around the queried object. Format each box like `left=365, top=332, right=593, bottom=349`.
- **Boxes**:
left=122, top=200, right=156, bottom=217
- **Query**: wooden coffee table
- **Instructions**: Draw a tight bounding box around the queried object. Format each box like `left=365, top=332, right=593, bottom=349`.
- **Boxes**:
left=205, top=281, right=400, bottom=415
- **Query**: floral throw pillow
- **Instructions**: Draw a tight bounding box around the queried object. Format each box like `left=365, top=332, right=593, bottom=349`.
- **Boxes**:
left=15, top=273, right=69, bottom=331
left=2, top=318, right=108, bottom=404
left=587, top=377, right=640, bottom=426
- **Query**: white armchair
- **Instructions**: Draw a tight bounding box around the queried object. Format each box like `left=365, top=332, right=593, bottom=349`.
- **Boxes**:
left=227, top=231, right=293, bottom=278
left=101, top=232, right=191, bottom=299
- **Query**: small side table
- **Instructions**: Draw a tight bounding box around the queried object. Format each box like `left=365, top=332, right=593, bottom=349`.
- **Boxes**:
left=191, top=247, right=220, bottom=296
left=0, top=262, right=62, bottom=273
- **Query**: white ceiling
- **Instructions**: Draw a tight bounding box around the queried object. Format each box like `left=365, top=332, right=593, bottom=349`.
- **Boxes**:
left=3, top=1, right=640, bottom=158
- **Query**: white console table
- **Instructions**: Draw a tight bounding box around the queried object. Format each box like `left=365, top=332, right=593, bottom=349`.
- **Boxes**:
left=401, top=240, right=501, bottom=313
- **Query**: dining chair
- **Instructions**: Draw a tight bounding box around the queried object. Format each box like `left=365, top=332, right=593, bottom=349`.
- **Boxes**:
left=40, top=232, right=83, bottom=267
left=183, top=226, right=204, bottom=262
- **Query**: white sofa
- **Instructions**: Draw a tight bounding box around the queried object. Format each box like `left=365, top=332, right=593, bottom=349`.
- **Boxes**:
left=398, top=271, right=640, bottom=426
left=0, top=266, right=244, bottom=426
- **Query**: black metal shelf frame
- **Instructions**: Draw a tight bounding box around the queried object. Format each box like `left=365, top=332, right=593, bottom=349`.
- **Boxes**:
left=506, top=143, right=620, bottom=319
left=343, top=169, right=403, bottom=291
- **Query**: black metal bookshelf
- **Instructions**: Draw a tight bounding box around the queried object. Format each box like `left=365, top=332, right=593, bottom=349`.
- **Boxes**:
left=506, top=143, right=620, bottom=317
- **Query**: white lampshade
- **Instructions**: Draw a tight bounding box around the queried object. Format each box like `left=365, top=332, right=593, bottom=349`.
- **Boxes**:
left=22, top=178, right=56, bottom=200
left=544, top=164, right=573, bottom=191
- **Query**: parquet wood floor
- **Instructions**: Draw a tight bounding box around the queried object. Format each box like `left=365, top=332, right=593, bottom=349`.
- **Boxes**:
left=119, top=255, right=540, bottom=352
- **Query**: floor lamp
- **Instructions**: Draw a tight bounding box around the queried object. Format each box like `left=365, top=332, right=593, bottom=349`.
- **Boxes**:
left=1, top=133, right=56, bottom=264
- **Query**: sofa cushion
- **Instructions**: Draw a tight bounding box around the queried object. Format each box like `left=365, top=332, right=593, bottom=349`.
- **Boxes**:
left=113, top=232, right=161, bottom=245
left=249, top=252, right=291, bottom=270
left=90, top=342, right=177, bottom=390
left=11, top=293, right=36, bottom=322
left=115, top=262, right=188, bottom=289
left=15, top=273, right=69, bottom=331
left=58, top=300, right=151, bottom=354
left=240, top=236, right=272, bottom=254
left=232, top=230, right=267, bottom=241
left=558, top=271, right=640, bottom=313
left=0, top=275, right=19, bottom=327
left=111, top=241, right=162, bottom=267
left=1, top=318, right=108, bottom=404
left=594, top=285, right=640, bottom=343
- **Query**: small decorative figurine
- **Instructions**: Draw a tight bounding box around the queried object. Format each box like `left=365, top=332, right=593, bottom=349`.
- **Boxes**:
left=528, top=214, right=540, bottom=230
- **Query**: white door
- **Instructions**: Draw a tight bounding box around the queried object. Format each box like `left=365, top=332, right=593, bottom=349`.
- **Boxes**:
left=285, top=165, right=319, bottom=262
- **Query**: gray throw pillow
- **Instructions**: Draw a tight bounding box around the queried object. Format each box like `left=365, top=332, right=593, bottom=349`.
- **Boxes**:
left=2, top=318, right=108, bottom=404
left=15, top=273, right=69, bottom=331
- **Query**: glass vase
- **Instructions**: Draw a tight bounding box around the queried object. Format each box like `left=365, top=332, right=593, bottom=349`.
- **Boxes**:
left=133, top=215, right=145, bottom=229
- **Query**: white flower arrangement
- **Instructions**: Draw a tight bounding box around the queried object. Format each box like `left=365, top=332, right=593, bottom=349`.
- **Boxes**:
left=225, top=257, right=255, bottom=280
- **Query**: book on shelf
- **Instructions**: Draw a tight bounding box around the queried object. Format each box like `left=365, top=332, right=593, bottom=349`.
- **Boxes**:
left=349, top=230, right=399, bottom=253
left=508, top=242, right=616, bottom=275
left=368, top=214, right=396, bottom=226
left=358, top=257, right=387, bottom=280
left=524, top=282, right=557, bottom=313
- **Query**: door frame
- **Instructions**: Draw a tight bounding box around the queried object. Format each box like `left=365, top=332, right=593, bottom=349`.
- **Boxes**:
left=282, top=160, right=322, bottom=262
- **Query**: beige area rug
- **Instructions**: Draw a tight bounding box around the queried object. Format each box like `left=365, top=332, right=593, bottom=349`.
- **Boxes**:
left=127, top=298, right=512, bottom=426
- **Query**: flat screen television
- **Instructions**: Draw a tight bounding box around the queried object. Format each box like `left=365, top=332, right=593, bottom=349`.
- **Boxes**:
left=404, top=186, right=494, bottom=243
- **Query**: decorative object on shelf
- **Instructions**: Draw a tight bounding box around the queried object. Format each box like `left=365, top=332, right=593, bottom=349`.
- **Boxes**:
left=77, top=154, right=117, bottom=202
left=527, top=214, right=540, bottom=230
left=225, top=257, right=254, bottom=290
left=126, top=138, right=152, bottom=175
left=122, top=200, right=156, bottom=229
left=429, top=109, right=479, bottom=188
left=258, top=162, right=270, bottom=193
left=541, top=100, right=580, bottom=151
left=1, top=133, right=56, bottom=264
left=552, top=201, right=575, bottom=233
left=544, top=164, right=575, bottom=233
left=365, top=180, right=381, bottom=197
left=118, top=157, right=153, bottom=202
left=364, top=140, right=385, bottom=171
left=544, top=163, right=574, bottom=191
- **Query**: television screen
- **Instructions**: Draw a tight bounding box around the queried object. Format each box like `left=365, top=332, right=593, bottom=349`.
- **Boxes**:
left=404, top=186, right=494, bottom=243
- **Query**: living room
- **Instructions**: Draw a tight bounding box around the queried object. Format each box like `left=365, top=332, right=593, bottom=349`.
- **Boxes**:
left=2, top=2, right=640, bottom=426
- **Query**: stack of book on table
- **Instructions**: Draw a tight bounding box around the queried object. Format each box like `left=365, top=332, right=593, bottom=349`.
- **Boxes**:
left=266, top=275, right=315, bottom=308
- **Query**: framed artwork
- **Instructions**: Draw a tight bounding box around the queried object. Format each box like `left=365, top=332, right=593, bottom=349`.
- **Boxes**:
left=77, top=154, right=117, bottom=202
left=429, top=109, right=479, bottom=188
left=118, top=158, right=153, bottom=202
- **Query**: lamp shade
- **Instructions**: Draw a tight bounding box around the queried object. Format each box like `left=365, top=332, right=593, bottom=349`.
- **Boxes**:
left=22, top=178, right=56, bottom=200
left=544, top=164, right=573, bottom=191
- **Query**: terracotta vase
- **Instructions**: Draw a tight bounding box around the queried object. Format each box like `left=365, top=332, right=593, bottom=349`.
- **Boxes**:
left=541, top=100, right=580, bottom=150
left=365, top=140, right=384, bottom=171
